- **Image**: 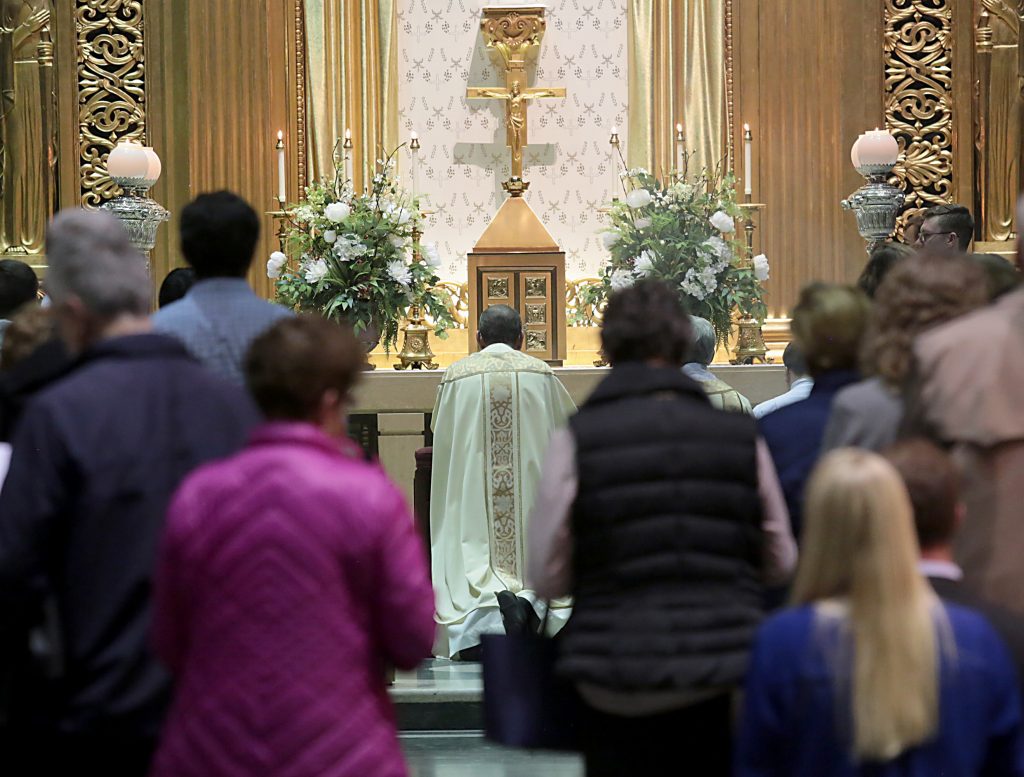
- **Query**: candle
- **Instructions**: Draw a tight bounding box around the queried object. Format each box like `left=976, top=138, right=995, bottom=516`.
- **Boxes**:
left=675, top=122, right=685, bottom=174
left=609, top=126, right=620, bottom=200
left=343, top=127, right=354, bottom=185
left=409, top=130, right=420, bottom=198
left=743, top=123, right=753, bottom=196
left=276, top=131, right=286, bottom=204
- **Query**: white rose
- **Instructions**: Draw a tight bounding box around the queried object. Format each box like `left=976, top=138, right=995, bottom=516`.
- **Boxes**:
left=710, top=210, right=736, bottom=234
left=304, top=258, right=328, bottom=284
left=609, top=268, right=634, bottom=291
left=266, top=251, right=287, bottom=279
left=601, top=231, right=621, bottom=250
left=753, top=253, right=770, bottom=282
left=422, top=242, right=443, bottom=268
left=633, top=250, right=656, bottom=276
left=634, top=217, right=652, bottom=230
left=625, top=188, right=653, bottom=209
left=324, top=201, right=351, bottom=222
left=387, top=259, right=413, bottom=287
left=323, top=229, right=337, bottom=244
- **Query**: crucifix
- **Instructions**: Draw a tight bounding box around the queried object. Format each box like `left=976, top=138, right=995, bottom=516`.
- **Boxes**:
left=467, top=7, right=566, bottom=196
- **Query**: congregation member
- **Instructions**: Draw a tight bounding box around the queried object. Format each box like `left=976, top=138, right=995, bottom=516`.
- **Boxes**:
left=0, top=209, right=259, bottom=776
left=973, top=251, right=1021, bottom=300
left=906, top=196, right=1024, bottom=615
left=157, top=267, right=196, bottom=308
left=885, top=438, right=1024, bottom=688
left=683, top=315, right=752, bottom=413
left=431, top=304, right=575, bottom=659
left=151, top=316, right=434, bottom=777
left=752, top=342, right=813, bottom=419
left=759, top=283, right=870, bottom=537
left=914, top=203, right=975, bottom=256
left=855, top=241, right=913, bottom=299
left=0, top=259, right=39, bottom=352
left=0, top=305, right=69, bottom=442
left=822, top=254, right=987, bottom=452
left=737, top=449, right=1024, bottom=777
left=529, top=280, right=795, bottom=777
left=153, top=190, right=291, bottom=384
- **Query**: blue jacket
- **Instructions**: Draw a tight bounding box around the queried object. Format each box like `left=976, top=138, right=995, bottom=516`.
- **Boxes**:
left=758, top=369, right=859, bottom=538
left=0, top=334, right=259, bottom=736
left=737, top=603, right=1024, bottom=777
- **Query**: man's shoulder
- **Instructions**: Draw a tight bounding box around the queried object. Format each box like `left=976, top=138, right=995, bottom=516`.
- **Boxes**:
left=443, top=348, right=553, bottom=383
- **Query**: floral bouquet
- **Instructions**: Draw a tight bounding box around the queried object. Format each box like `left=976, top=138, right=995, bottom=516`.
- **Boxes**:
left=579, top=159, right=769, bottom=345
left=268, top=146, right=454, bottom=352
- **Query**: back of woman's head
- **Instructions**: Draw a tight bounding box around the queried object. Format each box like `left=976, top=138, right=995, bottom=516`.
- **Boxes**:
left=790, top=283, right=871, bottom=377
left=863, top=254, right=987, bottom=387
left=857, top=242, right=914, bottom=299
left=600, top=280, right=691, bottom=366
left=794, top=449, right=941, bottom=762
left=245, top=315, right=363, bottom=421
left=1, top=303, right=54, bottom=372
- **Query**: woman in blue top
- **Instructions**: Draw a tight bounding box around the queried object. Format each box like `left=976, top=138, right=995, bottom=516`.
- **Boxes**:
left=737, top=449, right=1024, bottom=777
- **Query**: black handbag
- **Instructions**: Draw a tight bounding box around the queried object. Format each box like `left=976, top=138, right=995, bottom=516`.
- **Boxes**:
left=481, top=603, right=581, bottom=751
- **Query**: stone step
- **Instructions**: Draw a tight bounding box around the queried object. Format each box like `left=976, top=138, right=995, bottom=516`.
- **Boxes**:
left=390, top=658, right=483, bottom=732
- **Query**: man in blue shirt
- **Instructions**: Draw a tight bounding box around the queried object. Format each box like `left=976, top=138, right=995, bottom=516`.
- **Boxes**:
left=153, top=191, right=291, bottom=384
left=752, top=342, right=813, bottom=419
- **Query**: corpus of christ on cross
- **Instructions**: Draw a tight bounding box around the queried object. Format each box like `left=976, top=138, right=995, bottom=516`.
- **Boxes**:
left=466, top=8, right=566, bottom=196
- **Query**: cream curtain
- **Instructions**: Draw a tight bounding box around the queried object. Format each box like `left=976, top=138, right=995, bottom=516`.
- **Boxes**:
left=303, top=0, right=397, bottom=192
left=627, top=0, right=727, bottom=179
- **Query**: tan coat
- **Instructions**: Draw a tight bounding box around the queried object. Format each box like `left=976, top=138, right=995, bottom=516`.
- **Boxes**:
left=911, top=287, right=1024, bottom=614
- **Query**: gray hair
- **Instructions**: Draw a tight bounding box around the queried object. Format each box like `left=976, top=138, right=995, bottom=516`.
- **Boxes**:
left=45, top=208, right=151, bottom=317
left=687, top=315, right=717, bottom=366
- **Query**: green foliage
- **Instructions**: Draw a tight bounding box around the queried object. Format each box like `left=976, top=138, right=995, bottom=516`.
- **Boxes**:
left=270, top=146, right=454, bottom=351
left=576, top=156, right=769, bottom=345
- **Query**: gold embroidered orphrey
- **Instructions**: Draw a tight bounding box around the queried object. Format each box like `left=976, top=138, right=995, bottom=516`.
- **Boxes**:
left=485, top=371, right=521, bottom=588
left=467, top=7, right=566, bottom=197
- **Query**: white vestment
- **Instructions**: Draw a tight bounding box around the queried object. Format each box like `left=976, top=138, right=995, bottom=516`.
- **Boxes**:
left=430, top=343, right=577, bottom=657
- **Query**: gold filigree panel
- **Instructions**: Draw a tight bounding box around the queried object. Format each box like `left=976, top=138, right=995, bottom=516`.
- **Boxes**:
left=73, top=0, right=146, bottom=207
left=883, top=0, right=955, bottom=224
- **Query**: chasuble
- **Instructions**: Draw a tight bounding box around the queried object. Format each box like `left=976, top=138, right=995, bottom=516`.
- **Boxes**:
left=430, top=343, right=577, bottom=658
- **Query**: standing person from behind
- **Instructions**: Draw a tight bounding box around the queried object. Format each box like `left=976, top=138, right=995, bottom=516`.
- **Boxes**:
left=737, top=449, right=1024, bottom=776
left=752, top=342, right=813, bottom=419
left=0, top=259, right=39, bottom=352
left=0, top=209, right=259, bottom=777
left=153, top=191, right=291, bottom=384
left=529, top=280, right=795, bottom=777
left=914, top=203, right=974, bottom=257
left=150, top=316, right=435, bottom=777
left=431, top=304, right=576, bottom=659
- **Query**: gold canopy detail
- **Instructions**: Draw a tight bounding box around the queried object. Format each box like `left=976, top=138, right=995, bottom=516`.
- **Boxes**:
left=472, top=196, right=559, bottom=254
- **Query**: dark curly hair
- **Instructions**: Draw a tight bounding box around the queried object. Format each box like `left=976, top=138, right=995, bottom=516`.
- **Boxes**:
left=600, top=280, right=692, bottom=366
left=863, top=253, right=988, bottom=388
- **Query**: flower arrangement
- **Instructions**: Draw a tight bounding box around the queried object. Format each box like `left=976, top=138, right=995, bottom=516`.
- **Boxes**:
left=269, top=146, right=454, bottom=351
left=579, top=159, right=769, bottom=344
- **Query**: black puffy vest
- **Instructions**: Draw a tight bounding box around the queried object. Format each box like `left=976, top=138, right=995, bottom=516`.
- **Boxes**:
left=558, top=363, right=764, bottom=692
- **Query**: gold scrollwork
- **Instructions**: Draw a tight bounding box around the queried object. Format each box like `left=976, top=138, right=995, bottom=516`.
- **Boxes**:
left=566, top=277, right=605, bottom=327
left=432, top=281, right=469, bottom=329
left=73, top=0, right=147, bottom=207
left=883, top=0, right=955, bottom=228
left=480, top=11, right=545, bottom=70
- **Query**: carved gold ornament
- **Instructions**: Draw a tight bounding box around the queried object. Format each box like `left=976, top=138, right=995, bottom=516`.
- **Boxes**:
left=883, top=0, right=955, bottom=226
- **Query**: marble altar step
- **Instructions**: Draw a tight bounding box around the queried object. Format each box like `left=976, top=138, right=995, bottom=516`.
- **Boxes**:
left=391, top=658, right=483, bottom=732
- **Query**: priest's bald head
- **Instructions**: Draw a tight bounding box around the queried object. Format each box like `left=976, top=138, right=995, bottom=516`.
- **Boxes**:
left=477, top=304, right=524, bottom=350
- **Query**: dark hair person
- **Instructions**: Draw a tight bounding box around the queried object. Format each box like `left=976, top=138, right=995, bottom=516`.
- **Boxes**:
left=823, top=254, right=988, bottom=452
left=759, top=283, right=871, bottom=537
left=737, top=449, right=1024, bottom=776
left=857, top=241, right=914, bottom=299
left=157, top=267, right=196, bottom=309
left=917, top=203, right=974, bottom=255
left=150, top=315, right=434, bottom=777
left=529, top=280, right=795, bottom=777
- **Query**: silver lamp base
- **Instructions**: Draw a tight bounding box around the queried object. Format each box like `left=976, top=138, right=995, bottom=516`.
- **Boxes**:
left=841, top=165, right=906, bottom=254
left=100, top=186, right=171, bottom=263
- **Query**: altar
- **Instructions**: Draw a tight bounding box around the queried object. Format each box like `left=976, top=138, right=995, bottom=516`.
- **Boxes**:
left=352, top=362, right=786, bottom=505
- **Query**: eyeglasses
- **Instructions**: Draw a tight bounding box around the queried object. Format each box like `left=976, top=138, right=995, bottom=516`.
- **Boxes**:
left=914, top=230, right=955, bottom=246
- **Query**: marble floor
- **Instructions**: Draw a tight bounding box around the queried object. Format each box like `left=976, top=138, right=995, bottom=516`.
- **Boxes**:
left=403, top=732, right=583, bottom=777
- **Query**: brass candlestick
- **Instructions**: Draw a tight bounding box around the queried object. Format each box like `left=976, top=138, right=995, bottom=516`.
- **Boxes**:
left=266, top=209, right=288, bottom=254
left=609, top=127, right=621, bottom=202
left=732, top=199, right=769, bottom=365
left=394, top=219, right=439, bottom=370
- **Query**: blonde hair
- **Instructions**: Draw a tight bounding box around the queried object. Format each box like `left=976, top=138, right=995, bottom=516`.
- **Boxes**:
left=793, top=449, right=943, bottom=761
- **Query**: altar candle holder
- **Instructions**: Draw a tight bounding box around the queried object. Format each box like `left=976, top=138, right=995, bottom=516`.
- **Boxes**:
left=609, top=126, right=621, bottom=202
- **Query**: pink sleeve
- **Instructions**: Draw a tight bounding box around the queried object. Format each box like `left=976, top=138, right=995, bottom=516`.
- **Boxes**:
left=527, top=427, right=578, bottom=600
left=757, top=438, right=798, bottom=585
left=151, top=485, right=194, bottom=674
left=372, top=484, right=436, bottom=670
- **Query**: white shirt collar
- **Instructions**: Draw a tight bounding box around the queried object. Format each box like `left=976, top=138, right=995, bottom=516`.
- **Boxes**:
left=918, top=559, right=963, bottom=581
left=480, top=343, right=516, bottom=355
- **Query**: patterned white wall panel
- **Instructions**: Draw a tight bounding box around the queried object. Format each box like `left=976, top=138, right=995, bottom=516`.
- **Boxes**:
left=397, top=0, right=628, bottom=280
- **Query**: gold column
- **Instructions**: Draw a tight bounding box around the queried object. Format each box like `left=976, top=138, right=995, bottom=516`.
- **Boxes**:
left=303, top=0, right=397, bottom=193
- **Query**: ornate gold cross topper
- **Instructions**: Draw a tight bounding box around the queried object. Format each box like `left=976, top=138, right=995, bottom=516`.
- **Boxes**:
left=467, top=6, right=566, bottom=196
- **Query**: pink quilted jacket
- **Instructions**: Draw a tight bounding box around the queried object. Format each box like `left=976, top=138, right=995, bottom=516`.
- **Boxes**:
left=150, top=423, right=435, bottom=777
